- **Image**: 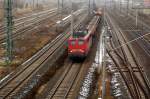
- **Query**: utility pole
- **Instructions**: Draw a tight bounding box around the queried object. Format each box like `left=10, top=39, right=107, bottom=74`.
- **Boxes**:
left=113, top=0, right=115, bottom=10
left=111, top=0, right=113, bottom=9
left=71, top=0, right=74, bottom=35
left=57, top=0, right=60, bottom=14
left=88, top=0, right=91, bottom=15
left=119, top=0, right=121, bottom=13
left=61, top=0, right=63, bottom=18
left=93, top=0, right=95, bottom=10
left=33, top=0, right=35, bottom=9
left=4, top=0, right=13, bottom=64
left=62, top=0, right=63, bottom=11
left=127, top=0, right=129, bottom=15
left=36, top=0, right=39, bottom=8
left=71, top=11, right=74, bottom=35
left=135, top=9, right=138, bottom=27
left=57, top=0, right=61, bottom=19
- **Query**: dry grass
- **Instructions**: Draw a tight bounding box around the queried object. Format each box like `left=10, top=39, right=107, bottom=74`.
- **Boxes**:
left=13, top=21, right=57, bottom=65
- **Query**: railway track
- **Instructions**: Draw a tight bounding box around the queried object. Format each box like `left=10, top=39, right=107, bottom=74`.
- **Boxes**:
left=0, top=8, right=57, bottom=33
left=0, top=8, right=57, bottom=44
left=0, top=13, right=87, bottom=99
left=118, top=9, right=150, bottom=41
left=40, top=35, right=99, bottom=99
left=0, top=28, right=70, bottom=98
left=123, top=18, right=150, bottom=56
left=45, top=62, right=81, bottom=99
left=106, top=11, right=150, bottom=99
left=108, top=9, right=150, bottom=82
left=35, top=15, right=101, bottom=99
left=123, top=9, right=150, bottom=30
left=113, top=9, right=150, bottom=57
left=43, top=55, right=95, bottom=99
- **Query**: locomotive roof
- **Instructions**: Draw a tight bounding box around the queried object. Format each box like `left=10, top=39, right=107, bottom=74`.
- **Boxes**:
left=72, top=30, right=88, bottom=38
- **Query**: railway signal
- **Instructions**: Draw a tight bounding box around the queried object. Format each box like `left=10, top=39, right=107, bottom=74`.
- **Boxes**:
left=4, top=0, right=13, bottom=64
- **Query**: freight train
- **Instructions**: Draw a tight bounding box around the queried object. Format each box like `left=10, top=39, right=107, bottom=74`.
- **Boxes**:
left=68, top=11, right=101, bottom=58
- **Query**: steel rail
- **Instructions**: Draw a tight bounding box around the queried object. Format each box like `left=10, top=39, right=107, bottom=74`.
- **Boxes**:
left=114, top=9, right=150, bottom=56
left=0, top=9, right=85, bottom=45
left=0, top=12, right=87, bottom=87
left=108, top=35, right=149, bottom=98
left=45, top=62, right=73, bottom=99
left=0, top=31, right=70, bottom=98
left=106, top=12, right=142, bottom=98
left=110, top=10, right=150, bottom=92
left=0, top=10, right=57, bottom=43
left=118, top=10, right=150, bottom=57
left=106, top=10, right=150, bottom=98
left=0, top=11, right=57, bottom=37
left=0, top=9, right=57, bottom=34
left=110, top=30, right=148, bottom=97
left=0, top=13, right=87, bottom=98
left=46, top=63, right=81, bottom=99
left=105, top=15, right=128, bottom=64
left=106, top=49, right=137, bottom=99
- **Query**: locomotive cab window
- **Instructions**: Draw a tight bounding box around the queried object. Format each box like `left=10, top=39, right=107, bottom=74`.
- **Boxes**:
left=73, top=30, right=88, bottom=38
left=70, top=40, right=76, bottom=45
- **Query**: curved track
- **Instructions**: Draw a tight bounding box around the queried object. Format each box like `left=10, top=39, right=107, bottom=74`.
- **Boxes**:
left=106, top=10, right=150, bottom=99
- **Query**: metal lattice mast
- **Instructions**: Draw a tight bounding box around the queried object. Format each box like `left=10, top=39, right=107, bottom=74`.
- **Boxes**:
left=93, top=0, right=95, bottom=10
left=57, top=0, right=60, bottom=14
left=4, top=0, right=13, bottom=64
left=88, top=0, right=91, bottom=15
left=62, top=0, right=63, bottom=10
left=71, top=0, right=74, bottom=35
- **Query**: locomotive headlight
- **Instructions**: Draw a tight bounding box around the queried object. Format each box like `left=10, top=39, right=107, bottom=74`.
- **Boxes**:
left=78, top=40, right=84, bottom=45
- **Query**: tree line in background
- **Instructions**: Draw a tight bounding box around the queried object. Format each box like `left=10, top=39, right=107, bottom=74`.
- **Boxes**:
left=0, top=0, right=25, bottom=9
left=0, top=0, right=57, bottom=10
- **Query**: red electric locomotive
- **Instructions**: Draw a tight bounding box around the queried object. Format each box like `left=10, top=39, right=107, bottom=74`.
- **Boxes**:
left=68, top=30, right=92, bottom=58
left=68, top=15, right=100, bottom=58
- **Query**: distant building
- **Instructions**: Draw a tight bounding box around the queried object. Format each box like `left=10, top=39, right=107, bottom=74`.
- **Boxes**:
left=0, top=0, right=3, bottom=9
left=144, top=0, right=150, bottom=6
left=143, top=0, right=150, bottom=14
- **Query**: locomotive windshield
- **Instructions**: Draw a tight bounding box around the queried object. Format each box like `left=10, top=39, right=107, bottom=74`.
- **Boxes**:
left=73, top=30, right=88, bottom=38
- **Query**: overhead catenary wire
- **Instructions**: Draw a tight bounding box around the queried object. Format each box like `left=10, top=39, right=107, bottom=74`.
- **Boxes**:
left=110, top=32, right=150, bottom=52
